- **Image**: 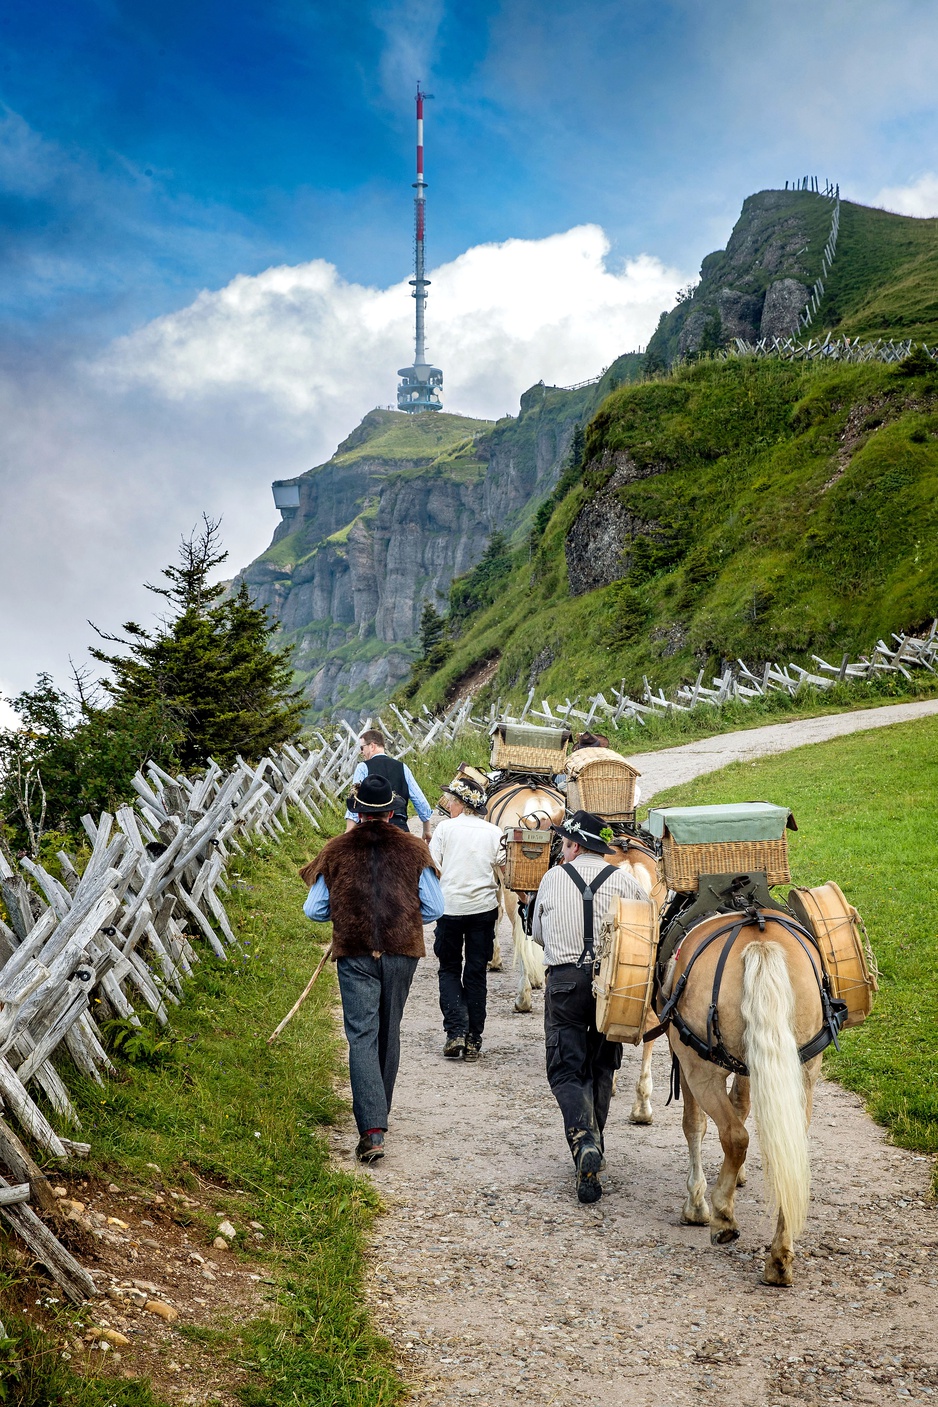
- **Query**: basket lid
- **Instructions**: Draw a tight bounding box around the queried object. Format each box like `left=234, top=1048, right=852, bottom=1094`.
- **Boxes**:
left=494, top=722, right=571, bottom=749
left=647, top=801, right=795, bottom=844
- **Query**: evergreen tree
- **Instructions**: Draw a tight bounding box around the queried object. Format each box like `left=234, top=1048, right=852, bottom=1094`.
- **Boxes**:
left=90, top=517, right=305, bottom=769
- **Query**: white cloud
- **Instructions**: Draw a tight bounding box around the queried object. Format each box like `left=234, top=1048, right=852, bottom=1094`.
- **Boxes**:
left=0, top=225, right=687, bottom=697
left=872, top=173, right=938, bottom=218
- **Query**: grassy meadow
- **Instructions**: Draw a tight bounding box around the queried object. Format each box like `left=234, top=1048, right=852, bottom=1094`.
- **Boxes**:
left=642, top=714, right=938, bottom=1182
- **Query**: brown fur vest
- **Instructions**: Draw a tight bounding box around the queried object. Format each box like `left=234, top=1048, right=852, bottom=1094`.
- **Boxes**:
left=301, top=822, right=434, bottom=959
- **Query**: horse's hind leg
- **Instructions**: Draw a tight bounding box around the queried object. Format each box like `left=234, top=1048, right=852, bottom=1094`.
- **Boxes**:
left=489, top=888, right=508, bottom=972
left=730, top=1074, right=750, bottom=1185
left=679, top=1072, right=711, bottom=1226
left=629, top=1036, right=655, bottom=1125
left=706, top=1083, right=749, bottom=1245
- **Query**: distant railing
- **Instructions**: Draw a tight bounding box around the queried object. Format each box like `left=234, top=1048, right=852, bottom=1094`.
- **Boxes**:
left=730, top=334, right=937, bottom=365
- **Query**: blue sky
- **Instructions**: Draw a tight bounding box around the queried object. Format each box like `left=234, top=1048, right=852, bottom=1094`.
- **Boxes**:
left=2, top=0, right=938, bottom=704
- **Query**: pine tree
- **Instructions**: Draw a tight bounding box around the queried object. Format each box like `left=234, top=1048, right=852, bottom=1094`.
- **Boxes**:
left=91, top=517, right=305, bottom=768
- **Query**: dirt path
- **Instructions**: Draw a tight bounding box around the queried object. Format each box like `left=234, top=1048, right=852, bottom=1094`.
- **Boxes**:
left=331, top=703, right=938, bottom=1406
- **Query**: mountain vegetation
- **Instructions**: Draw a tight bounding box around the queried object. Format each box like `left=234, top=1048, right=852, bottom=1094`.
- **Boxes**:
left=404, top=351, right=938, bottom=710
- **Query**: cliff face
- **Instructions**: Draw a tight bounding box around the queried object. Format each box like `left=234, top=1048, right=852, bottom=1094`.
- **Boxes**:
left=236, top=355, right=644, bottom=718
left=645, top=189, right=834, bottom=366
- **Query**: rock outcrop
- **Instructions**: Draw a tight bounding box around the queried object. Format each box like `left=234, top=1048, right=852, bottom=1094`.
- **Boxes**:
left=645, top=189, right=829, bottom=366
left=235, top=354, right=644, bottom=718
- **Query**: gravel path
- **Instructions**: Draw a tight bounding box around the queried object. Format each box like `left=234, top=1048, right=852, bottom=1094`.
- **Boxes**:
left=331, top=702, right=938, bottom=1406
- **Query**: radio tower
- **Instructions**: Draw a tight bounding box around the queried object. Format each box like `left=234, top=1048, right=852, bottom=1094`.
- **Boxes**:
left=397, top=82, right=443, bottom=412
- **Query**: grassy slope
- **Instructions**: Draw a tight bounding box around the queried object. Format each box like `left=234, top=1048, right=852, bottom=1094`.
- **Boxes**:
left=819, top=201, right=938, bottom=342
left=642, top=715, right=938, bottom=1183
left=0, top=818, right=406, bottom=1407
left=409, top=355, right=938, bottom=711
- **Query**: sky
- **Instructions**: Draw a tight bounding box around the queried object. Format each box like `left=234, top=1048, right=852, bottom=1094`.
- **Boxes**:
left=2, top=0, right=938, bottom=719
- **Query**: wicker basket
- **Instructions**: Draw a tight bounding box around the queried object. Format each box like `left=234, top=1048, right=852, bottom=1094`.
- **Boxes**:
left=490, top=723, right=570, bottom=774
left=499, top=828, right=552, bottom=892
left=567, top=759, right=639, bottom=819
left=662, top=835, right=791, bottom=892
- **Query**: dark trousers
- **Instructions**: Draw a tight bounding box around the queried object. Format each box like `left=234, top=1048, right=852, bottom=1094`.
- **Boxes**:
left=434, top=909, right=498, bottom=1038
left=544, top=963, right=623, bottom=1160
left=336, top=954, right=418, bottom=1133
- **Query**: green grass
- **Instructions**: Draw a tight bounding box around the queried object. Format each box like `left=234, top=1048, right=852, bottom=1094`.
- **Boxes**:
left=331, top=410, right=492, bottom=467
left=0, top=820, right=405, bottom=1406
left=641, top=715, right=938, bottom=1185
left=818, top=200, right=938, bottom=342
left=410, top=355, right=938, bottom=713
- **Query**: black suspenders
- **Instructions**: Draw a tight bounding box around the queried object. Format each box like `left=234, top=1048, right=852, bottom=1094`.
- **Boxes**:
left=562, top=864, right=618, bottom=967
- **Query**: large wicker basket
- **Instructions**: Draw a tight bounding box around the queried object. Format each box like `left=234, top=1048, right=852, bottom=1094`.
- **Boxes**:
left=567, top=759, right=639, bottom=819
left=662, top=835, right=791, bottom=892
left=491, top=723, right=570, bottom=775
left=499, top=828, right=552, bottom=892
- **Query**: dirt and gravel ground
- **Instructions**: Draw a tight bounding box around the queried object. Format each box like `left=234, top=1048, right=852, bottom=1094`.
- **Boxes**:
left=329, top=702, right=938, bottom=1406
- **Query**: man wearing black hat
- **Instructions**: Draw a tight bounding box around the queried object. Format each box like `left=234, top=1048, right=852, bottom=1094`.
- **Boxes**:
left=532, top=810, right=645, bottom=1203
left=301, top=775, right=445, bottom=1164
left=429, top=774, right=502, bottom=1062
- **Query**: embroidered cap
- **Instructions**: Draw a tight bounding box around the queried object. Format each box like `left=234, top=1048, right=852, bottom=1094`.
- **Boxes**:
left=347, top=774, right=400, bottom=815
left=551, top=809, right=616, bottom=855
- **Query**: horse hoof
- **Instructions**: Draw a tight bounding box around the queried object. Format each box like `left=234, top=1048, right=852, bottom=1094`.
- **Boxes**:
left=628, top=1111, right=653, bottom=1126
left=710, top=1226, right=740, bottom=1245
left=488, top=961, right=502, bottom=972
left=680, top=1210, right=710, bottom=1227
left=761, top=1264, right=794, bottom=1288
left=513, top=1002, right=532, bottom=1014
left=736, top=1166, right=747, bottom=1187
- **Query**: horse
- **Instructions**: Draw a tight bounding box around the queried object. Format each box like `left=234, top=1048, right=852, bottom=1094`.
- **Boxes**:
left=658, top=907, right=832, bottom=1286
left=485, top=779, right=565, bottom=1013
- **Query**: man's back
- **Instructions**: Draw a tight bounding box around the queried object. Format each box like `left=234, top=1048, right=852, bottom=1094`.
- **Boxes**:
left=533, top=853, right=644, bottom=967
left=430, top=812, right=502, bottom=915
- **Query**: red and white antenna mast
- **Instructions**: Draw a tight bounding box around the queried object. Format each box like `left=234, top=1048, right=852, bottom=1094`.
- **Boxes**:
left=397, top=82, right=443, bottom=412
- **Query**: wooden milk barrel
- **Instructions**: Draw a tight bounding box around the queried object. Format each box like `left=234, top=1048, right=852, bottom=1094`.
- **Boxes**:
left=788, top=881, right=878, bottom=1027
left=593, top=895, right=658, bottom=1043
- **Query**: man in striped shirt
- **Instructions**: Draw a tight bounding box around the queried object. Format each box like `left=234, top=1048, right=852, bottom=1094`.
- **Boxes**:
left=532, top=811, right=645, bottom=1204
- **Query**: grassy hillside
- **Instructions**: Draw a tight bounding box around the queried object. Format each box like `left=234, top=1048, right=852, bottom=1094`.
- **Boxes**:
left=820, top=201, right=938, bottom=342
left=645, top=715, right=938, bottom=1179
left=407, top=353, right=938, bottom=709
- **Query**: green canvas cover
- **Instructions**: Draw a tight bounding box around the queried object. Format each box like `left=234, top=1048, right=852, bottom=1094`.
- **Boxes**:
left=646, top=802, right=793, bottom=845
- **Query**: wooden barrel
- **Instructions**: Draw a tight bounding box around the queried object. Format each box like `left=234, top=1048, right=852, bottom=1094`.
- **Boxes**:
left=593, top=895, right=658, bottom=1044
left=788, top=881, right=877, bottom=1028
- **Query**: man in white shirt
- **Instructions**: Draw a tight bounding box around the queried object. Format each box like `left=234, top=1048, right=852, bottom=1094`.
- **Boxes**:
left=532, top=810, right=645, bottom=1204
left=429, top=774, right=503, bottom=1062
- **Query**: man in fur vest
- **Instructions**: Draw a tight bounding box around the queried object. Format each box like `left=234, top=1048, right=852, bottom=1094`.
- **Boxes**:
left=301, top=775, right=445, bottom=1164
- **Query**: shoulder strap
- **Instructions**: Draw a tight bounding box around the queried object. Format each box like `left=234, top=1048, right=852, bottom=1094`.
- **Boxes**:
left=562, top=863, right=618, bottom=967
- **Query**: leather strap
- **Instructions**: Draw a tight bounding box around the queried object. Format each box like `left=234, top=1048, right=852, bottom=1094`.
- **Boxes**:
left=562, top=863, right=618, bottom=967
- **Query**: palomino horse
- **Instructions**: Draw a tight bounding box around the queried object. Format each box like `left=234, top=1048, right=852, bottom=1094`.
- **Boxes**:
left=485, top=780, right=564, bottom=1013
left=660, top=908, right=831, bottom=1286
left=605, top=835, right=667, bottom=1123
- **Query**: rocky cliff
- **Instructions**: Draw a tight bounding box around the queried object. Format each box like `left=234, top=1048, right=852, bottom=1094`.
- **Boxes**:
left=644, top=188, right=835, bottom=366
left=236, top=353, right=643, bottom=718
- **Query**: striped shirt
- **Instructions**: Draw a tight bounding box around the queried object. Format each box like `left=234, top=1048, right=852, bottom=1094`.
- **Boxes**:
left=531, top=853, right=646, bottom=968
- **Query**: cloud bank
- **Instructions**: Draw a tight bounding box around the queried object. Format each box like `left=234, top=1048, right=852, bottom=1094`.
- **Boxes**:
left=873, top=173, right=938, bottom=218
left=0, top=225, right=686, bottom=698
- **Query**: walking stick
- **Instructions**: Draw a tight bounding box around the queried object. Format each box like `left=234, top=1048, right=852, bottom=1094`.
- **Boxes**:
left=267, top=943, right=333, bottom=1044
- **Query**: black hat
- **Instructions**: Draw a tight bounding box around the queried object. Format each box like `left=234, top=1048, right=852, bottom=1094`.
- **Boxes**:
left=441, top=774, right=487, bottom=814
left=551, top=809, right=615, bottom=855
left=347, top=774, right=399, bottom=815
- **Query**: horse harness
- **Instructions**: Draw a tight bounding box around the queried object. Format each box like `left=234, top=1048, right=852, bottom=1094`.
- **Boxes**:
left=486, top=775, right=563, bottom=830
left=645, top=902, right=848, bottom=1080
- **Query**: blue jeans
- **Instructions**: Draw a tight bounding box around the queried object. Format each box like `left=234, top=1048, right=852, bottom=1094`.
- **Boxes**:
left=336, top=954, right=419, bottom=1134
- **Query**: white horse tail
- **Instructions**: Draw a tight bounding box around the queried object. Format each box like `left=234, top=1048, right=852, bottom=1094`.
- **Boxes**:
left=513, top=911, right=545, bottom=988
left=740, top=941, right=810, bottom=1239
